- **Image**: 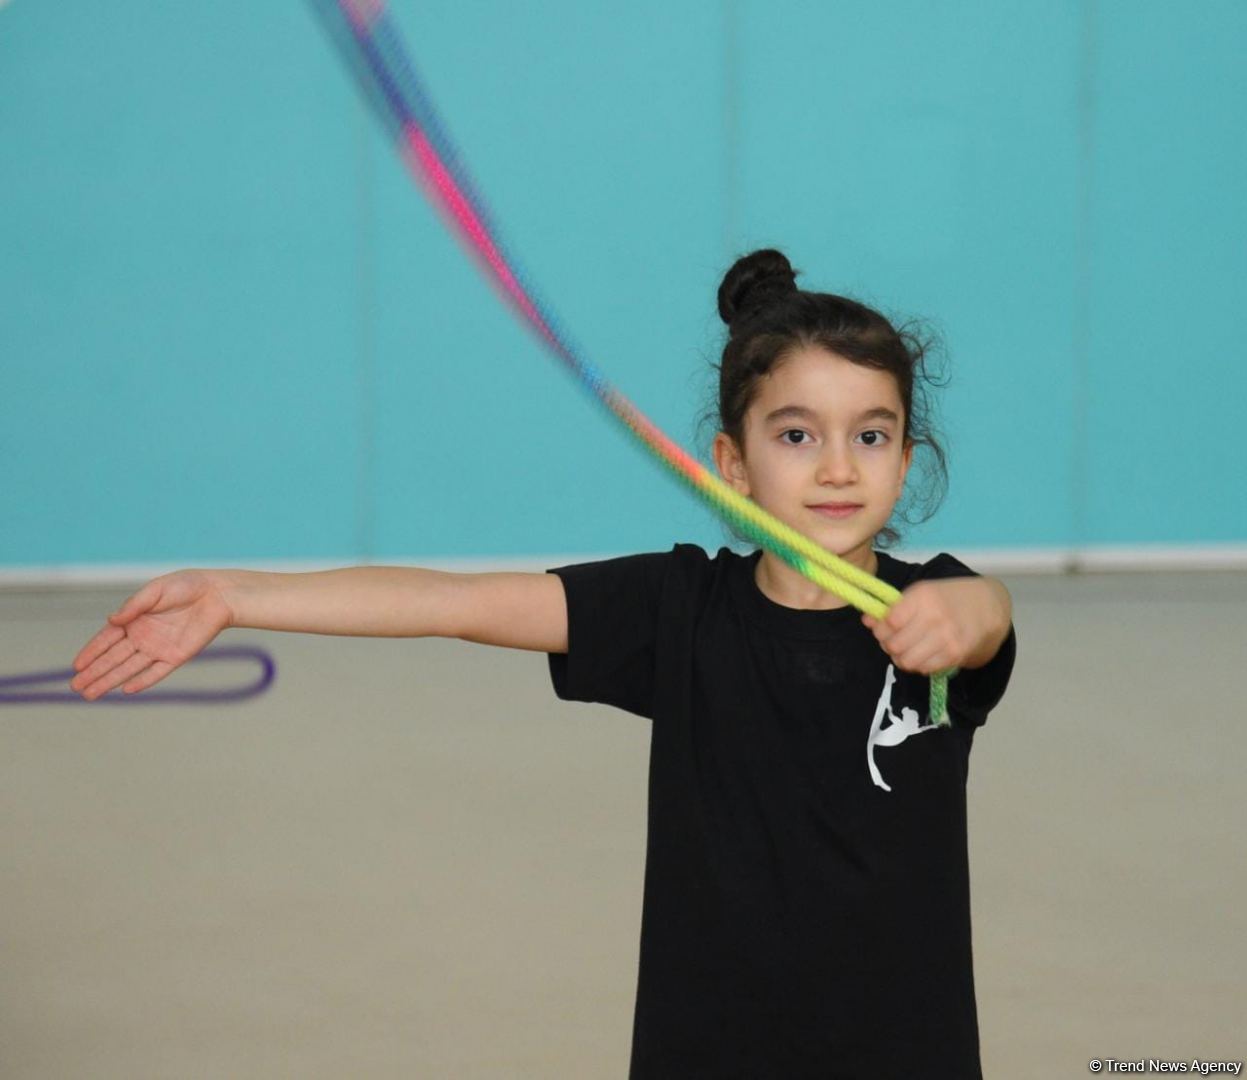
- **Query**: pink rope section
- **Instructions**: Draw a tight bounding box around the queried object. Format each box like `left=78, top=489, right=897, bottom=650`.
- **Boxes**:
left=401, top=129, right=563, bottom=355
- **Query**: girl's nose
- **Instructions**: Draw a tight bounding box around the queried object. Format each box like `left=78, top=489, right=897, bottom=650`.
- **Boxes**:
left=816, top=445, right=859, bottom=485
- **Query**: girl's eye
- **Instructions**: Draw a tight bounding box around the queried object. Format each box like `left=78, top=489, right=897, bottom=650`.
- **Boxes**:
left=779, top=429, right=890, bottom=447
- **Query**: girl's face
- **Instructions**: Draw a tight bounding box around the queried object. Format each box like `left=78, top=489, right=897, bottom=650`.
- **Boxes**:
left=713, top=346, right=913, bottom=583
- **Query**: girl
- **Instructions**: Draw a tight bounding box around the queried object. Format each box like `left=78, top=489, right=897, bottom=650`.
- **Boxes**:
left=69, top=248, right=1016, bottom=1078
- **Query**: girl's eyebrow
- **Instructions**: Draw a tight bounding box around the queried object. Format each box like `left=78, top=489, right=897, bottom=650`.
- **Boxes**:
left=763, top=404, right=900, bottom=425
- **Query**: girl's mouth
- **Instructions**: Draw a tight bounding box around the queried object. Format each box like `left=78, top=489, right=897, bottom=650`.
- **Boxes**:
left=809, top=504, right=862, bottom=519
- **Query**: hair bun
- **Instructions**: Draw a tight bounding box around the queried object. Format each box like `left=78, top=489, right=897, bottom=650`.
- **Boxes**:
left=717, top=248, right=798, bottom=327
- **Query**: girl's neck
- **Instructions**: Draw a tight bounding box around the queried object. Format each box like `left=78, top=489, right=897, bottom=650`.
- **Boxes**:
left=754, top=547, right=879, bottom=611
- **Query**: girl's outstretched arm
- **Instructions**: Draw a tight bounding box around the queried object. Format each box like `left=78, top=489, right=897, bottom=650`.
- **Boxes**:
left=453, top=572, right=568, bottom=654
left=222, top=566, right=469, bottom=638
left=69, top=565, right=569, bottom=701
left=226, top=567, right=568, bottom=652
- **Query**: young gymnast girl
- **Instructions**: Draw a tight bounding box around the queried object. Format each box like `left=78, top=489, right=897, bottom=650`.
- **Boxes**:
left=69, top=247, right=1017, bottom=1078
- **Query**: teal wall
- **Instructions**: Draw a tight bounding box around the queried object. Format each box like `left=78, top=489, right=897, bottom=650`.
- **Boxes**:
left=2, top=2, right=1244, bottom=569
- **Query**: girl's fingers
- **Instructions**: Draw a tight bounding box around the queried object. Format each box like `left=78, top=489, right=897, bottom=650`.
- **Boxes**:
left=82, top=651, right=152, bottom=702
left=71, top=635, right=138, bottom=696
left=911, top=655, right=944, bottom=677
left=109, top=580, right=163, bottom=626
left=72, top=624, right=126, bottom=676
left=122, top=660, right=174, bottom=695
left=897, top=641, right=946, bottom=675
left=883, top=597, right=914, bottom=627
left=880, top=618, right=928, bottom=658
left=880, top=622, right=950, bottom=673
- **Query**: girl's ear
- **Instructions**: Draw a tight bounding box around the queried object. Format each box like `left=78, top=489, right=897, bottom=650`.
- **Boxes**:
left=898, top=439, right=914, bottom=491
left=712, top=431, right=750, bottom=496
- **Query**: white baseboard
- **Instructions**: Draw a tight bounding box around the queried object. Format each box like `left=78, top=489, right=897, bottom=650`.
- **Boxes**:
left=897, top=545, right=1247, bottom=574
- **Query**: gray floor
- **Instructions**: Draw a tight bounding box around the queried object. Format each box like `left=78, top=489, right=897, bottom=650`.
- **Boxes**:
left=1, top=569, right=1244, bottom=1078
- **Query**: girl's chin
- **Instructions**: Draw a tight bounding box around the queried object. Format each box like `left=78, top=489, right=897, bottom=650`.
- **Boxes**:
left=821, top=536, right=875, bottom=565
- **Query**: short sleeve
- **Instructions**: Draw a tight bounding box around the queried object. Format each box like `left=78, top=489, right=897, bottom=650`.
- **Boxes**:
left=917, top=552, right=1018, bottom=729
left=545, top=549, right=672, bottom=720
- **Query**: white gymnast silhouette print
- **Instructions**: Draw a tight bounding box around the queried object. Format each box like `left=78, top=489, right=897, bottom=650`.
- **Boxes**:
left=866, top=663, right=938, bottom=792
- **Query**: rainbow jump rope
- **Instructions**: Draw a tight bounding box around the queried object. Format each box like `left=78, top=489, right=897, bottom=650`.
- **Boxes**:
left=312, top=0, right=957, bottom=727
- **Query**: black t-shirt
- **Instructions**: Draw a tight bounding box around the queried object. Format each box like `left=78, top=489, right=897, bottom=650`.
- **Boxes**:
left=546, top=543, right=1017, bottom=1079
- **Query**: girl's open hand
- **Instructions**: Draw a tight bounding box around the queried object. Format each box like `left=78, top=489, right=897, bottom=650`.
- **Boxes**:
left=861, top=577, right=1006, bottom=676
left=69, top=570, right=237, bottom=700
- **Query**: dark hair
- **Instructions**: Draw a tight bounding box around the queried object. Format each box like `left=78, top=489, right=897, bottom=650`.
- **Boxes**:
left=694, top=248, right=949, bottom=551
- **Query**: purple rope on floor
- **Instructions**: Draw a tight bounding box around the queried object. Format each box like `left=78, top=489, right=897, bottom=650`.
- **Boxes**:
left=0, top=646, right=276, bottom=706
